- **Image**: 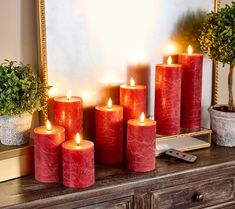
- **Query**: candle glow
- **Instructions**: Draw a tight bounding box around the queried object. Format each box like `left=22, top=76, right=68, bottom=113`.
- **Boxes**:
left=49, top=86, right=59, bottom=97
left=130, top=77, right=135, bottom=87
left=67, top=90, right=72, bottom=100
left=76, top=133, right=81, bottom=146
left=188, top=45, right=193, bottom=54
left=140, top=112, right=145, bottom=123
left=166, top=43, right=175, bottom=54
left=107, top=98, right=112, bottom=109
left=167, top=56, right=172, bottom=65
left=46, top=120, right=52, bottom=131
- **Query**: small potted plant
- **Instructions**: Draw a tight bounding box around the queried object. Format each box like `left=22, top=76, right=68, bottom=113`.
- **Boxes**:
left=199, top=2, right=235, bottom=146
left=0, top=60, right=48, bottom=145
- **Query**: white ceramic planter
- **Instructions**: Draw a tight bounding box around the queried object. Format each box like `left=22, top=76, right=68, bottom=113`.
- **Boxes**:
left=0, top=113, right=32, bottom=146
left=209, top=105, right=235, bottom=147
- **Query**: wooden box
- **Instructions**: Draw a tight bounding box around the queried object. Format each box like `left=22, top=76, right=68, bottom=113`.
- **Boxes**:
left=0, top=139, right=34, bottom=182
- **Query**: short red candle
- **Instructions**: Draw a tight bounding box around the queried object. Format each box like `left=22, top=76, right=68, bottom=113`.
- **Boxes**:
left=155, top=58, right=182, bottom=135
left=178, top=46, right=203, bottom=130
left=54, top=94, right=83, bottom=140
left=120, top=79, right=146, bottom=122
left=127, top=114, right=156, bottom=172
left=34, top=122, right=65, bottom=183
left=62, top=135, right=94, bottom=188
left=95, top=99, right=123, bottom=164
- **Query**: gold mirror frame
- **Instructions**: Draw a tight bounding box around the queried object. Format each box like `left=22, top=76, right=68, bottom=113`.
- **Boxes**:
left=36, top=0, right=221, bottom=122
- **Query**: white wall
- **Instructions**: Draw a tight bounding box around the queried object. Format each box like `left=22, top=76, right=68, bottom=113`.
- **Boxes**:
left=0, top=0, right=37, bottom=71
left=218, top=0, right=234, bottom=104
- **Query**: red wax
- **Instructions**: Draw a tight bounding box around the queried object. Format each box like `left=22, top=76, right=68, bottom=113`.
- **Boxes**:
left=155, top=64, right=182, bottom=135
left=95, top=105, right=123, bottom=164
left=62, top=139, right=94, bottom=188
left=120, top=85, right=146, bottom=122
left=34, top=125, right=65, bottom=183
left=127, top=118, right=156, bottom=172
left=127, top=64, right=151, bottom=115
left=178, top=53, right=203, bottom=129
left=54, top=96, right=83, bottom=140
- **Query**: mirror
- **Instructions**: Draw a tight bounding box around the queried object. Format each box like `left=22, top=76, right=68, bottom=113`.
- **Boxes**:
left=37, top=0, right=219, bottom=138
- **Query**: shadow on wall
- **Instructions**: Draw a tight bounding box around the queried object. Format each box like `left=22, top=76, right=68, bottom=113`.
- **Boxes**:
left=171, top=9, right=207, bottom=53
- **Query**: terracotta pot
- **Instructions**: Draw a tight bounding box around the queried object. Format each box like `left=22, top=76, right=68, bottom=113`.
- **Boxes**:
left=0, top=113, right=32, bottom=146
left=209, top=105, right=235, bottom=147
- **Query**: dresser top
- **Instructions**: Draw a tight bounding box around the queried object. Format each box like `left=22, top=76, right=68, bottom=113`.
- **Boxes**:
left=1, top=145, right=235, bottom=209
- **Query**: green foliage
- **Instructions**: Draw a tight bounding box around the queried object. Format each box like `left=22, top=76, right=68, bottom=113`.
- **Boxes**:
left=0, top=60, right=49, bottom=116
left=199, top=2, right=235, bottom=65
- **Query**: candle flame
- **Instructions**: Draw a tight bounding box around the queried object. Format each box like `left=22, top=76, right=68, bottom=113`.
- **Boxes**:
left=188, top=45, right=193, bottom=54
left=46, top=120, right=52, bottom=131
left=75, top=133, right=81, bottom=146
left=140, top=112, right=145, bottom=123
left=130, top=77, right=135, bottom=87
left=167, top=56, right=172, bottom=65
left=67, top=90, right=72, bottom=100
left=107, top=98, right=112, bottom=109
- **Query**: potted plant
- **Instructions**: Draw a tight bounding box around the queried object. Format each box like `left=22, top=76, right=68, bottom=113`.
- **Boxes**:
left=199, top=2, right=235, bottom=146
left=0, top=60, right=48, bottom=145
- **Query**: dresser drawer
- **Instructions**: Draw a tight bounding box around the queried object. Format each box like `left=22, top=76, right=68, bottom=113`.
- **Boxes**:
left=151, top=178, right=235, bottom=209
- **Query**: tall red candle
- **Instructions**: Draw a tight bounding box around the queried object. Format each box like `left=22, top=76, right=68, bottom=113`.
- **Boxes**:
left=62, top=134, right=94, bottom=188
left=34, top=120, right=65, bottom=183
left=127, top=113, right=156, bottom=172
left=178, top=46, right=203, bottom=130
left=54, top=91, right=83, bottom=140
left=95, top=98, right=123, bottom=164
left=155, top=56, right=181, bottom=135
left=120, top=78, right=146, bottom=122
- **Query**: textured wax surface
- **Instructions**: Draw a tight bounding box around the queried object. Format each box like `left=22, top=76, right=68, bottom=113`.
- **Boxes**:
left=178, top=54, right=203, bottom=129
left=0, top=113, right=32, bottom=145
left=120, top=85, right=146, bottom=122
left=155, top=64, right=181, bottom=135
left=62, top=140, right=95, bottom=188
left=34, top=126, right=65, bottom=183
left=95, top=105, right=123, bottom=164
left=127, top=119, right=156, bottom=172
left=54, top=96, right=83, bottom=140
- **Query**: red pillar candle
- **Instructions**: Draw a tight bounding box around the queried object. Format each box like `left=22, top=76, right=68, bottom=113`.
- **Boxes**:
left=127, top=113, right=156, bottom=172
left=178, top=45, right=203, bottom=130
left=54, top=90, right=83, bottom=140
left=120, top=78, right=147, bottom=122
left=34, top=120, right=65, bottom=183
left=127, top=63, right=151, bottom=116
left=155, top=56, right=182, bottom=135
left=62, top=133, right=94, bottom=188
left=95, top=98, right=123, bottom=164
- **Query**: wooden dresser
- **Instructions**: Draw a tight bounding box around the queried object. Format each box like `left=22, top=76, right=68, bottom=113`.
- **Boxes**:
left=1, top=144, right=235, bottom=209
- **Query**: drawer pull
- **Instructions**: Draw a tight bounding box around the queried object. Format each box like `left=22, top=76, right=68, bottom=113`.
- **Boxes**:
left=192, top=192, right=204, bottom=202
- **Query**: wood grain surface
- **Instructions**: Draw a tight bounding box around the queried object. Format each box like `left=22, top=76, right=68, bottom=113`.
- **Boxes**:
left=1, top=144, right=235, bottom=209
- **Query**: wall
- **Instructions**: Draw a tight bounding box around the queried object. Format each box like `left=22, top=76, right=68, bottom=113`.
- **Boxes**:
left=0, top=0, right=38, bottom=130
left=0, top=0, right=37, bottom=70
